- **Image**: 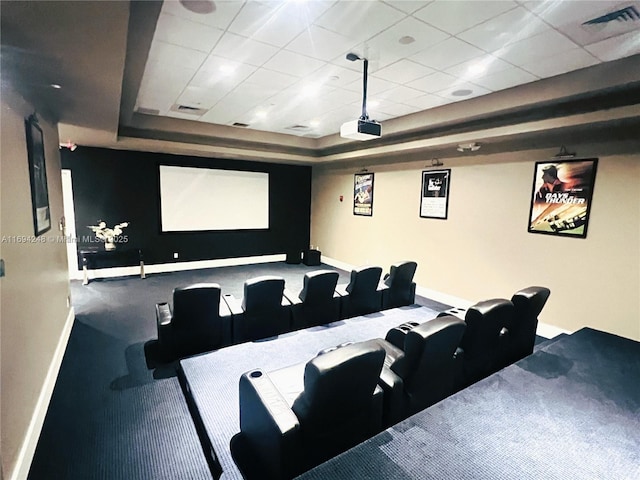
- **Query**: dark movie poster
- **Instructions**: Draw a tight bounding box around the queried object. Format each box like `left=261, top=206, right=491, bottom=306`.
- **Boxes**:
left=528, top=159, right=598, bottom=238
left=353, top=172, right=374, bottom=216
left=420, top=169, right=450, bottom=219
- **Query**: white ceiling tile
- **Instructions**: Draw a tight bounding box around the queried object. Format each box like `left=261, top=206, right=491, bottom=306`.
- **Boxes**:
left=300, top=63, right=362, bottom=88
left=373, top=59, right=435, bottom=83
left=160, top=0, right=244, bottom=30
left=457, top=6, right=551, bottom=53
left=410, top=37, right=484, bottom=70
left=413, top=0, right=518, bottom=35
left=372, top=99, right=420, bottom=117
left=229, top=0, right=332, bottom=47
left=314, top=1, right=407, bottom=42
left=409, top=93, right=450, bottom=110
left=153, top=12, right=224, bottom=53
left=146, top=41, right=207, bottom=70
left=376, top=85, right=425, bottom=103
left=468, top=66, right=538, bottom=91
left=242, top=68, right=299, bottom=91
left=406, top=71, right=459, bottom=93
left=263, top=50, right=325, bottom=77
left=286, top=25, right=358, bottom=62
left=585, top=29, right=640, bottom=62
left=445, top=54, right=513, bottom=80
left=211, top=32, right=279, bottom=67
left=191, top=56, right=257, bottom=89
left=383, top=1, right=429, bottom=14
left=520, top=48, right=599, bottom=78
left=494, top=30, right=580, bottom=66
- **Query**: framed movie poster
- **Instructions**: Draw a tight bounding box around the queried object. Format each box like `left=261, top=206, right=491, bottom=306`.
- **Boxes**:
left=420, top=169, right=450, bottom=219
left=528, top=159, right=598, bottom=238
left=353, top=172, right=374, bottom=216
left=25, top=115, right=51, bottom=236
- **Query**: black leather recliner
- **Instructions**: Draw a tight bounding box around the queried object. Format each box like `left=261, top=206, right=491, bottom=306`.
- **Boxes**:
left=381, top=261, right=418, bottom=309
left=155, top=283, right=233, bottom=361
left=284, top=270, right=341, bottom=329
left=224, top=275, right=292, bottom=343
left=336, top=266, right=384, bottom=319
left=499, top=286, right=551, bottom=367
left=455, top=298, right=515, bottom=389
left=373, top=315, right=466, bottom=426
left=232, top=340, right=386, bottom=480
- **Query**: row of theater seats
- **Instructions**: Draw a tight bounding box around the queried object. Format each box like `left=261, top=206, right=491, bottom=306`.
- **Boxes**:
left=155, top=261, right=418, bottom=362
left=231, top=286, right=551, bottom=480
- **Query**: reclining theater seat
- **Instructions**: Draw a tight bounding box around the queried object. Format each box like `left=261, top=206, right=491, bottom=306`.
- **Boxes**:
left=336, top=266, right=384, bottom=319
left=155, top=283, right=233, bottom=361
left=224, top=275, right=292, bottom=343
left=233, top=340, right=386, bottom=480
left=381, top=261, right=418, bottom=309
left=284, top=270, right=341, bottom=330
left=455, top=298, right=515, bottom=389
left=499, top=286, right=551, bottom=367
left=373, top=316, right=466, bottom=426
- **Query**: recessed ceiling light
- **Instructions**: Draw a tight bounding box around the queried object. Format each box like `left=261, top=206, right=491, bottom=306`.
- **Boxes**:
left=50, top=83, right=62, bottom=89
left=399, top=35, right=415, bottom=45
left=219, top=65, right=236, bottom=75
left=179, top=0, right=215, bottom=14
left=309, top=120, right=320, bottom=128
left=457, top=142, right=481, bottom=152
left=452, top=89, right=473, bottom=97
left=255, top=110, right=268, bottom=119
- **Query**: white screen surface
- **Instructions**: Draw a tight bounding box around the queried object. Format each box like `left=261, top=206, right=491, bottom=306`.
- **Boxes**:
left=159, top=165, right=269, bottom=232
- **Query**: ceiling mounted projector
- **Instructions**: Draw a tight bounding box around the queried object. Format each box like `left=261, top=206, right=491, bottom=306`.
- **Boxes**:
left=340, top=53, right=381, bottom=141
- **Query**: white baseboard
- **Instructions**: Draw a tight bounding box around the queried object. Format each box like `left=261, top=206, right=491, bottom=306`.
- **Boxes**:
left=72, top=254, right=286, bottom=282
left=537, top=322, right=572, bottom=339
left=10, top=307, right=75, bottom=480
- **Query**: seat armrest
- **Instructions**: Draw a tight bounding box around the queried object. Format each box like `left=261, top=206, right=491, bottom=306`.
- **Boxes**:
left=283, top=289, right=302, bottom=306
left=239, top=369, right=301, bottom=479
left=281, top=294, right=293, bottom=307
left=335, top=284, right=349, bottom=297
left=385, top=321, right=419, bottom=350
left=156, top=302, right=172, bottom=327
left=378, top=366, right=405, bottom=426
left=222, top=294, right=244, bottom=316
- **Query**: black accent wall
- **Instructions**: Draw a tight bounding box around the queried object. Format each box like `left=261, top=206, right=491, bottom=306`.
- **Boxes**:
left=62, top=147, right=311, bottom=269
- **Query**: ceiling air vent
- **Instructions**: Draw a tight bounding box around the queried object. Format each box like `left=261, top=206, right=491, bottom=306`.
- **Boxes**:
left=582, top=5, right=639, bottom=25
left=286, top=124, right=310, bottom=131
left=170, top=104, right=207, bottom=116
left=232, top=122, right=250, bottom=128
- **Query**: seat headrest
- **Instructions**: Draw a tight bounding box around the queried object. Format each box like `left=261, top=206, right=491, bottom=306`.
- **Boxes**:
left=292, top=340, right=385, bottom=423
left=511, top=287, right=551, bottom=318
left=402, top=316, right=466, bottom=370
left=300, top=270, right=339, bottom=302
left=384, top=261, right=417, bottom=287
left=173, top=283, right=222, bottom=324
left=243, top=276, right=285, bottom=310
left=347, top=266, right=382, bottom=294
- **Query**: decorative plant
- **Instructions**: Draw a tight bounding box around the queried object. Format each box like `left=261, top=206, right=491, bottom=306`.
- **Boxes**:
left=87, top=221, right=129, bottom=243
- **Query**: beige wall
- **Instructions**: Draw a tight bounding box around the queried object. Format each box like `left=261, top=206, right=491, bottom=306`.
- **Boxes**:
left=1, top=88, right=71, bottom=478
left=311, top=144, right=640, bottom=341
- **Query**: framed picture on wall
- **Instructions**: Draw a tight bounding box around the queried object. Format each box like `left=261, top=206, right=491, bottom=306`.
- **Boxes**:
left=420, top=169, right=451, bottom=219
left=353, top=172, right=374, bottom=216
left=25, top=114, right=51, bottom=236
left=528, top=158, right=598, bottom=238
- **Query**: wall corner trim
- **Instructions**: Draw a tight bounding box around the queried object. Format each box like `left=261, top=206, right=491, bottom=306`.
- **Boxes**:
left=10, top=307, right=75, bottom=480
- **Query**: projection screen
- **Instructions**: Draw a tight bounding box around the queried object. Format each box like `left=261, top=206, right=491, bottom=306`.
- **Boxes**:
left=159, top=165, right=269, bottom=232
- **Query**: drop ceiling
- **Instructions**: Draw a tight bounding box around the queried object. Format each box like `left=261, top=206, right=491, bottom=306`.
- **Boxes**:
left=134, top=0, right=640, bottom=139
left=1, top=0, right=640, bottom=164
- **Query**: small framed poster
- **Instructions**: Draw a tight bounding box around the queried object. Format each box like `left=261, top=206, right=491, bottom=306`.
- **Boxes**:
left=353, top=172, right=374, bottom=216
left=420, top=169, right=450, bottom=219
left=528, top=159, right=598, bottom=238
left=25, top=114, right=51, bottom=236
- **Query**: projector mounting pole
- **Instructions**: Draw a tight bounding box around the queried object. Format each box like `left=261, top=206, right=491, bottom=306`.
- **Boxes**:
left=360, top=58, right=369, bottom=121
